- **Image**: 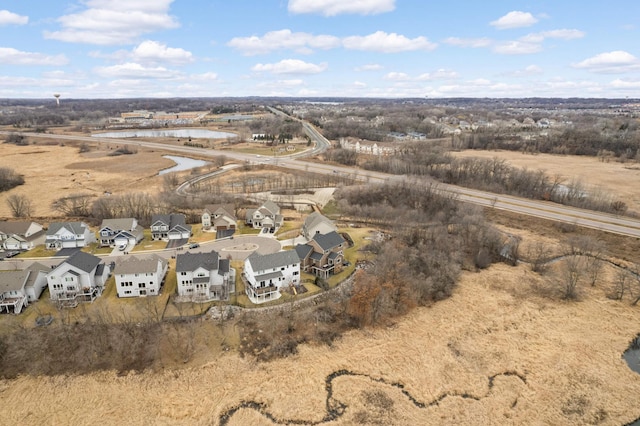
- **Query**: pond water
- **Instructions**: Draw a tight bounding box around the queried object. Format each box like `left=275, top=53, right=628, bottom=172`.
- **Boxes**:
left=159, top=155, right=210, bottom=175
left=623, top=335, right=640, bottom=374
left=93, top=129, right=236, bottom=139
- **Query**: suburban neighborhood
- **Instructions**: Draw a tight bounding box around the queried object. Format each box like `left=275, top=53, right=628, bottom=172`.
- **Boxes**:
left=0, top=204, right=353, bottom=314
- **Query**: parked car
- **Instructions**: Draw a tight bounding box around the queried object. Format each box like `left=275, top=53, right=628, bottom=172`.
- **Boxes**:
left=118, top=244, right=127, bottom=251
left=189, top=243, right=200, bottom=249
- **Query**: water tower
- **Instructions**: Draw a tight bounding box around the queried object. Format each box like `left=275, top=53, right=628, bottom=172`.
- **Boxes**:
left=53, top=93, right=60, bottom=106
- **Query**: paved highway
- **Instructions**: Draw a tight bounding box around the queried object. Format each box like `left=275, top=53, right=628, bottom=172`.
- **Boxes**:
left=3, top=128, right=640, bottom=239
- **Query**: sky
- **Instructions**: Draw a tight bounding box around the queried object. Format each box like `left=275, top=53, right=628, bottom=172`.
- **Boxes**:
left=1, top=0, right=639, bottom=99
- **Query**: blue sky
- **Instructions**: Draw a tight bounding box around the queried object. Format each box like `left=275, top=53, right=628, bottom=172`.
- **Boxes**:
left=1, top=0, right=639, bottom=99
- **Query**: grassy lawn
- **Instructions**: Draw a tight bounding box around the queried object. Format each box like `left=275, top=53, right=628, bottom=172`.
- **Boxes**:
left=321, top=199, right=340, bottom=217
left=236, top=222, right=261, bottom=235
left=15, top=245, right=57, bottom=258
left=82, top=243, right=112, bottom=255
left=132, top=230, right=167, bottom=252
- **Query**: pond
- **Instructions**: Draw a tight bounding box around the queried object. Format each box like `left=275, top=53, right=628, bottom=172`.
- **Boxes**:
left=623, top=334, right=640, bottom=374
left=93, top=129, right=236, bottom=139
left=159, top=155, right=210, bottom=175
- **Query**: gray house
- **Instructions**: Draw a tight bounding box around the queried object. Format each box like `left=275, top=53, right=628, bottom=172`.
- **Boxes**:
left=98, top=218, right=144, bottom=247
left=175, top=251, right=235, bottom=301
left=150, top=214, right=191, bottom=241
left=245, top=200, right=283, bottom=230
left=0, top=262, right=49, bottom=314
left=0, top=221, right=45, bottom=251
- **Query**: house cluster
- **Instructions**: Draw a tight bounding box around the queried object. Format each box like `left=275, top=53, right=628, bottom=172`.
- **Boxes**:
left=0, top=203, right=350, bottom=313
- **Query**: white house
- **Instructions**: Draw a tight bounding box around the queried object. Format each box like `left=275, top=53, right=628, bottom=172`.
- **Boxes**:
left=47, top=251, right=110, bottom=307
left=243, top=250, right=300, bottom=304
left=202, top=204, right=237, bottom=231
left=45, top=222, right=95, bottom=250
left=0, top=221, right=45, bottom=250
left=245, top=200, right=283, bottom=230
left=301, top=211, right=338, bottom=240
left=175, top=251, right=235, bottom=301
left=113, top=254, right=168, bottom=298
left=150, top=214, right=191, bottom=241
left=98, top=218, right=144, bottom=247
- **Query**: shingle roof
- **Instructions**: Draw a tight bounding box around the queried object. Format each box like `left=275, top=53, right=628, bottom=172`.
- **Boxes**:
left=64, top=251, right=102, bottom=273
left=99, top=218, right=137, bottom=231
left=151, top=214, right=186, bottom=229
left=204, top=204, right=236, bottom=219
left=255, top=271, right=283, bottom=282
left=295, top=244, right=313, bottom=260
left=303, top=212, right=334, bottom=231
left=312, top=231, right=346, bottom=251
left=114, top=255, right=165, bottom=275
left=0, top=221, right=38, bottom=236
left=0, top=271, right=29, bottom=293
left=247, top=249, right=299, bottom=273
left=261, top=200, right=280, bottom=216
left=25, top=262, right=49, bottom=289
left=46, top=222, right=88, bottom=236
left=176, top=251, right=220, bottom=272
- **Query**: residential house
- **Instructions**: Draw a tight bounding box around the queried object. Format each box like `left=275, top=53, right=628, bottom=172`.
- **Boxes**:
left=0, top=220, right=45, bottom=251
left=202, top=204, right=237, bottom=231
left=45, top=221, right=95, bottom=250
left=243, top=250, right=300, bottom=304
left=302, top=211, right=337, bottom=240
left=245, top=200, right=283, bottom=230
left=0, top=262, right=50, bottom=313
left=0, top=270, right=30, bottom=314
left=175, top=251, right=235, bottom=301
left=47, top=251, right=110, bottom=307
left=295, top=231, right=347, bottom=278
left=113, top=255, right=168, bottom=298
left=98, top=218, right=144, bottom=247
left=150, top=214, right=191, bottom=241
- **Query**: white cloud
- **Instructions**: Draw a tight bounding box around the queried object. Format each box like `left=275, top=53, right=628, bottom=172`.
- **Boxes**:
left=94, top=62, right=182, bottom=79
left=417, top=69, right=459, bottom=80
left=521, top=29, right=585, bottom=43
left=0, top=10, right=28, bottom=25
left=493, top=41, right=542, bottom=55
left=490, top=11, right=538, bottom=30
left=503, top=64, right=544, bottom=77
left=191, top=72, right=219, bottom=81
left=355, top=63, right=383, bottom=71
left=228, top=29, right=340, bottom=55
left=288, top=0, right=395, bottom=16
left=252, top=59, right=328, bottom=75
left=0, top=47, right=68, bottom=66
left=343, top=31, right=436, bottom=53
left=573, top=51, right=640, bottom=73
left=609, top=78, right=640, bottom=89
left=44, top=0, right=179, bottom=45
left=384, top=72, right=410, bottom=81
left=131, top=40, right=193, bottom=65
left=443, top=37, right=492, bottom=48
left=353, top=81, right=367, bottom=87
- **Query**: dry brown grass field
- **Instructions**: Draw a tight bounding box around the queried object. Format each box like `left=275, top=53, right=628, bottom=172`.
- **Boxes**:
left=452, top=149, right=640, bottom=213
left=0, top=141, right=173, bottom=218
left=1, top=262, right=639, bottom=425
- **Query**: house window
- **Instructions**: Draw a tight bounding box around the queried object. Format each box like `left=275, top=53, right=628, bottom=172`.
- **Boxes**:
left=53, top=284, right=63, bottom=290
left=125, top=290, right=131, bottom=295
left=180, top=272, right=187, bottom=276
left=197, top=272, right=205, bottom=277
left=65, top=276, right=74, bottom=282
left=293, top=271, right=299, bottom=276
left=139, top=283, right=146, bottom=288
left=66, top=286, right=75, bottom=291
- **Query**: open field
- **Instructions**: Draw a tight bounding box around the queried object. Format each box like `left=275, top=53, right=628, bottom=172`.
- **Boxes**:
left=1, top=261, right=639, bottom=425
left=452, top=149, right=640, bottom=213
left=0, top=141, right=174, bottom=218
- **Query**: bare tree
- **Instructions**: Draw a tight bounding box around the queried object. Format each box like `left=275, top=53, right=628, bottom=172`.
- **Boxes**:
left=562, top=255, right=584, bottom=299
left=528, top=241, right=551, bottom=273
left=6, top=194, right=33, bottom=217
left=613, top=268, right=630, bottom=301
left=51, top=193, right=94, bottom=217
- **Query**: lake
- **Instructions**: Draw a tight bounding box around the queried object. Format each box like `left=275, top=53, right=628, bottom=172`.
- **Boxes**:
left=159, top=155, right=210, bottom=175
left=93, top=129, right=236, bottom=139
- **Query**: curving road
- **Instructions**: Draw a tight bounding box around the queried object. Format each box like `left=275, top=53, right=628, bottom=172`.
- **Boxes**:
left=2, top=127, right=640, bottom=239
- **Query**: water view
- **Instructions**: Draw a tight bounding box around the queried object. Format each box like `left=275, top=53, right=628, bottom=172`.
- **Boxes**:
left=159, top=155, right=210, bottom=175
left=93, top=129, right=236, bottom=139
